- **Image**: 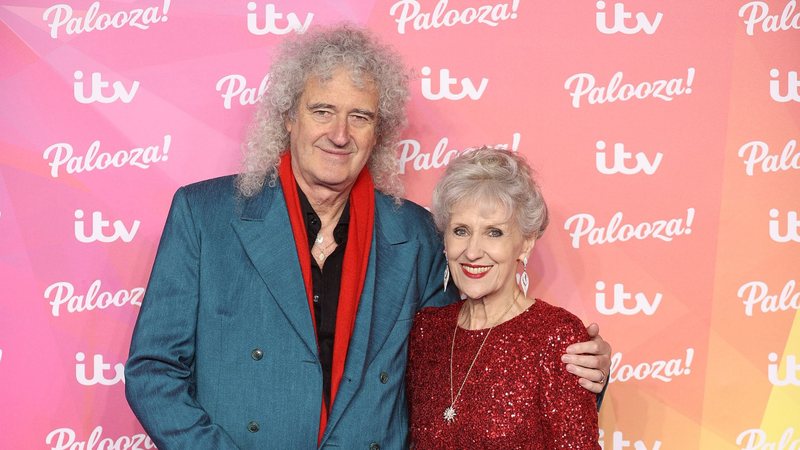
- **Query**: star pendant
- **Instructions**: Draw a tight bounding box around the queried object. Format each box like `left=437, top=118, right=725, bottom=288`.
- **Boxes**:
left=443, top=406, right=456, bottom=423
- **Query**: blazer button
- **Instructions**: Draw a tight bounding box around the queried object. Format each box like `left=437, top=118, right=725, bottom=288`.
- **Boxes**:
left=251, top=348, right=264, bottom=361
left=369, top=442, right=380, bottom=450
left=247, top=421, right=260, bottom=433
left=379, top=372, right=389, bottom=384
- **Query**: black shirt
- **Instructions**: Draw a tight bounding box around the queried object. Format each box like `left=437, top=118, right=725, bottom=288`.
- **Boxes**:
left=297, top=186, right=349, bottom=408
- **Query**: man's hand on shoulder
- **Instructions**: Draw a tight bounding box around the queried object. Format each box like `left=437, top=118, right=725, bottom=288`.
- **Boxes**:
left=561, top=323, right=612, bottom=394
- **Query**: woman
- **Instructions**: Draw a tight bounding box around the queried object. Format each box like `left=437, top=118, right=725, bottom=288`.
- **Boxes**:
left=406, top=147, right=600, bottom=448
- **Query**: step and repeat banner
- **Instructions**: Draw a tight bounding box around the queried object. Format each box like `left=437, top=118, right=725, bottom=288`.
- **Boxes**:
left=1, top=1, right=798, bottom=448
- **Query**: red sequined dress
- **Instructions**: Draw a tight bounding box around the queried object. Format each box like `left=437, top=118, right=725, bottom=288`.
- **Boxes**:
left=407, top=299, right=600, bottom=449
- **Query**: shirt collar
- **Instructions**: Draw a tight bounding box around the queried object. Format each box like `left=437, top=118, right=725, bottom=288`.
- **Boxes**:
left=297, top=183, right=350, bottom=246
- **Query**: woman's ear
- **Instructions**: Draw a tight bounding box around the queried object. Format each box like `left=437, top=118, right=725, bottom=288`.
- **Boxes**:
left=519, top=238, right=536, bottom=262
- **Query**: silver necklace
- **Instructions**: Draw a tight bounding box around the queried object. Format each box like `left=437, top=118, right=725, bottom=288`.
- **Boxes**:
left=314, top=239, right=337, bottom=262
left=444, top=290, right=520, bottom=423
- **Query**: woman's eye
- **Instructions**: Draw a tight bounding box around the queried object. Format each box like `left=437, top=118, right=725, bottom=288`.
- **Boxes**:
left=453, top=227, right=468, bottom=237
left=488, top=228, right=503, bottom=237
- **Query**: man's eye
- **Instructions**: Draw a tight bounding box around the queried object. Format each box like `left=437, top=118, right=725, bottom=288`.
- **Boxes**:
left=312, top=110, right=333, bottom=119
left=349, top=114, right=372, bottom=126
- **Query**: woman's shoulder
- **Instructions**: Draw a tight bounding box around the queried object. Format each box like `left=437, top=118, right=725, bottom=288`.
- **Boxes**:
left=413, top=301, right=461, bottom=328
left=529, top=299, right=590, bottom=341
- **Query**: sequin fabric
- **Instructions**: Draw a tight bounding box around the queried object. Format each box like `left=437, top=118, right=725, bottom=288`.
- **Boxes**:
left=407, top=299, right=600, bottom=449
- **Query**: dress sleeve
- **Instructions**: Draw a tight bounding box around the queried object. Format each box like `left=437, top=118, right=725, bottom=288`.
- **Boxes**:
left=125, top=187, right=240, bottom=450
left=539, top=310, right=601, bottom=449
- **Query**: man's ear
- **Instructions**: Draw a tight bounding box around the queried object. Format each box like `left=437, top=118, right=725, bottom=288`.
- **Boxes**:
left=284, top=115, right=294, bottom=133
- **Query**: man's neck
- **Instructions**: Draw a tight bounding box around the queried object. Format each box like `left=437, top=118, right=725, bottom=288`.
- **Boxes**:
left=296, top=179, right=351, bottom=227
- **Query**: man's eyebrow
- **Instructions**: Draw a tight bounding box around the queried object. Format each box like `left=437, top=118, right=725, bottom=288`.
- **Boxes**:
left=306, top=102, right=336, bottom=110
left=306, top=103, right=376, bottom=119
left=351, top=108, right=376, bottom=119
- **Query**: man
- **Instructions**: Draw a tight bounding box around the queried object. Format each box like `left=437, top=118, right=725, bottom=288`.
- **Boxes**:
left=125, top=25, right=611, bottom=449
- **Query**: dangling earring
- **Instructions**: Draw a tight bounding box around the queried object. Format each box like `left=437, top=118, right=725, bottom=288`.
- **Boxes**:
left=443, top=262, right=450, bottom=292
left=519, top=257, right=529, bottom=297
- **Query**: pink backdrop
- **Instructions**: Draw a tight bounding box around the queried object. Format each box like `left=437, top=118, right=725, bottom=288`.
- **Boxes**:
left=2, top=1, right=799, bottom=448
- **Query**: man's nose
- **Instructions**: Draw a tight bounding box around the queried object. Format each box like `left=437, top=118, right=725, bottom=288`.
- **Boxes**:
left=327, top=115, right=350, bottom=147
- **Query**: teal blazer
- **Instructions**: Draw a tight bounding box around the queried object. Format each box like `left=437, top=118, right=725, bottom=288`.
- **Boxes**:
left=125, top=176, right=456, bottom=449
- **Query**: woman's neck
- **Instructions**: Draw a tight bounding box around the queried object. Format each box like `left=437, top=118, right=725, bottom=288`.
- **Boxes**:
left=459, top=287, right=534, bottom=330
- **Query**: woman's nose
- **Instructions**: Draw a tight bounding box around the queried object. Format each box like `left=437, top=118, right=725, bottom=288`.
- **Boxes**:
left=464, top=235, right=483, bottom=260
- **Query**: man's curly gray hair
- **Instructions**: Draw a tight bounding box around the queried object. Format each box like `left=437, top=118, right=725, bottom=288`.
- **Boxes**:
left=236, top=24, right=410, bottom=199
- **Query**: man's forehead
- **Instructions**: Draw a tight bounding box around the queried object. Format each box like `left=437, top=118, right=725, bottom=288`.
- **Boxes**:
left=304, top=68, right=377, bottom=92
left=300, top=71, right=379, bottom=110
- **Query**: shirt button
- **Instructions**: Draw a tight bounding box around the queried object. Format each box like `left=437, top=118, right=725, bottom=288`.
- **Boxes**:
left=247, top=421, right=260, bottom=433
left=313, top=295, right=319, bottom=303
left=379, top=372, right=389, bottom=384
left=251, top=348, right=264, bottom=361
left=369, top=443, right=380, bottom=450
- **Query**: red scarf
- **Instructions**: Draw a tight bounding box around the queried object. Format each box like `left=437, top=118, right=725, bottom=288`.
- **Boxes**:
left=278, top=152, right=375, bottom=443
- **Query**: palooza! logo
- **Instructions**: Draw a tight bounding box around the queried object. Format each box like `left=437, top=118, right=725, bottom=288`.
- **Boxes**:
left=610, top=348, right=694, bottom=383
left=595, top=281, right=662, bottom=316
left=769, top=208, right=800, bottom=243
left=45, top=280, right=144, bottom=317
left=398, top=132, right=520, bottom=174
left=74, top=209, right=141, bottom=244
left=246, top=2, right=313, bottom=35
left=739, top=280, right=799, bottom=316
left=46, top=426, right=155, bottom=450
left=564, top=208, right=695, bottom=249
left=595, top=1, right=663, bottom=35
left=43, top=0, right=171, bottom=39
left=595, top=140, right=663, bottom=175
left=565, top=68, right=694, bottom=108
left=420, top=66, right=488, bottom=101
left=75, top=352, right=125, bottom=386
left=739, top=0, right=800, bottom=35
left=738, top=427, right=800, bottom=449
left=768, top=352, right=800, bottom=386
left=44, top=135, right=171, bottom=178
left=73, top=71, right=139, bottom=104
left=216, top=73, right=270, bottom=109
left=769, top=68, right=800, bottom=103
left=739, top=139, right=800, bottom=176
left=599, top=429, right=662, bottom=450
left=389, top=0, right=519, bottom=34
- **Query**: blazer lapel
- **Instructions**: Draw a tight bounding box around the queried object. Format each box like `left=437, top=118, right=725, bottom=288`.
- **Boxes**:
left=230, top=182, right=318, bottom=358
left=323, top=194, right=416, bottom=439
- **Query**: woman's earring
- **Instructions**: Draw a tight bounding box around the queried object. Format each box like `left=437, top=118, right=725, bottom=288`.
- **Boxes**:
left=443, top=262, right=450, bottom=292
left=520, top=257, right=529, bottom=297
